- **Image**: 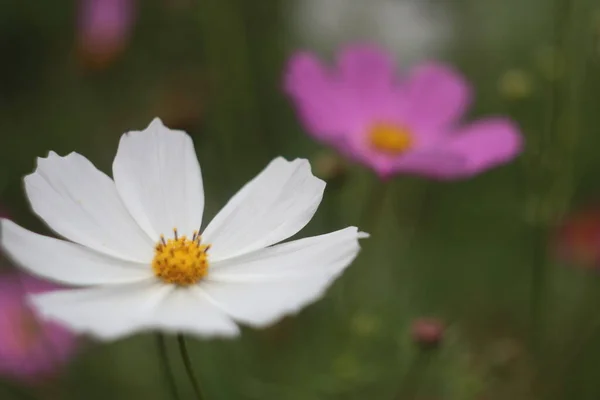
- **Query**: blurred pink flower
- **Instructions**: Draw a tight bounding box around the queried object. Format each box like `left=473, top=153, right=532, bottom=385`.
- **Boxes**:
left=0, top=273, right=77, bottom=383
left=77, top=0, right=136, bottom=69
left=555, top=206, right=600, bottom=269
left=284, top=44, right=523, bottom=180
left=411, top=317, right=445, bottom=349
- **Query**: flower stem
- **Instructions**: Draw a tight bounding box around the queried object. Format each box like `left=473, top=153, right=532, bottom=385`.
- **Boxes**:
left=177, top=334, right=205, bottom=400
left=156, top=334, right=180, bottom=400
left=529, top=225, right=548, bottom=351
left=197, top=0, right=271, bottom=184
left=333, top=177, right=388, bottom=313
left=558, top=292, right=600, bottom=397
left=359, top=178, right=390, bottom=232
left=527, top=0, right=586, bottom=351
left=392, top=350, right=434, bottom=400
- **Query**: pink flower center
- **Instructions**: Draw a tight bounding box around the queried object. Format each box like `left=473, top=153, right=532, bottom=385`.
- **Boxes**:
left=368, top=123, right=414, bottom=155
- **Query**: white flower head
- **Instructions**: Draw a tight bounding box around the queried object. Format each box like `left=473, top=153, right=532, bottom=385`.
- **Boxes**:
left=1, top=118, right=368, bottom=340
left=288, top=0, right=454, bottom=66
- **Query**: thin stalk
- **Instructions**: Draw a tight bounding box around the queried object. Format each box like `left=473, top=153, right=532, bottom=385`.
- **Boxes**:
left=333, top=177, right=389, bottom=313
left=556, top=288, right=600, bottom=399
left=359, top=178, right=390, bottom=232
left=529, top=225, right=548, bottom=350
left=323, top=180, right=345, bottom=230
left=529, top=0, right=581, bottom=349
left=394, top=182, right=431, bottom=249
left=177, top=335, right=205, bottom=400
left=156, top=334, right=180, bottom=400
left=335, top=177, right=391, bottom=313
left=197, top=0, right=269, bottom=185
left=394, top=182, right=432, bottom=305
left=392, top=350, right=434, bottom=400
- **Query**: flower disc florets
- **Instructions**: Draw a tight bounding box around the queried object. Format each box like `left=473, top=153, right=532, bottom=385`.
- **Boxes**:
left=152, top=229, right=210, bottom=286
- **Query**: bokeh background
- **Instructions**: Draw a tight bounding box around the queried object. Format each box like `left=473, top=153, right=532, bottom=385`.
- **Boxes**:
left=1, top=0, right=600, bottom=399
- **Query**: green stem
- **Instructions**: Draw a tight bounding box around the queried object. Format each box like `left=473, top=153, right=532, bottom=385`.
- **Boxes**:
left=328, top=182, right=349, bottom=316
left=323, top=181, right=344, bottom=230
left=177, top=335, right=205, bottom=400
left=156, top=334, right=180, bottom=400
left=392, top=350, right=434, bottom=400
left=197, top=0, right=269, bottom=186
left=529, top=0, right=584, bottom=350
left=334, top=177, right=389, bottom=313
left=530, top=225, right=548, bottom=350
left=395, top=183, right=430, bottom=247
left=557, top=296, right=600, bottom=398
left=359, top=178, right=390, bottom=233
left=394, top=182, right=431, bottom=305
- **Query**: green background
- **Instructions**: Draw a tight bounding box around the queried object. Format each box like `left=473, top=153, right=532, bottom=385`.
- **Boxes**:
left=1, top=0, right=600, bottom=398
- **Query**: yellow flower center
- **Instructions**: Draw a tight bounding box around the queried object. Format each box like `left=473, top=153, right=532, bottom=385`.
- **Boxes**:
left=152, top=229, right=210, bottom=286
left=368, top=123, right=414, bottom=155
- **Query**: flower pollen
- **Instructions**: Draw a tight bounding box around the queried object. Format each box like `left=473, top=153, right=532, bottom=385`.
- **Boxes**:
left=368, top=123, right=414, bottom=155
left=152, top=229, right=210, bottom=286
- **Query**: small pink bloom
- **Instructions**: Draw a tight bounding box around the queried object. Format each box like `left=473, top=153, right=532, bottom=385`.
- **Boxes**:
left=410, top=317, right=445, bottom=349
left=284, top=44, right=523, bottom=180
left=0, top=273, right=77, bottom=383
left=77, top=0, right=136, bottom=69
left=555, top=205, right=600, bottom=269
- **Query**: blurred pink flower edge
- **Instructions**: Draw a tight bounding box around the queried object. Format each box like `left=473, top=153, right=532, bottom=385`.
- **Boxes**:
left=283, top=43, right=523, bottom=180
left=77, top=0, right=136, bottom=69
left=0, top=272, right=78, bottom=383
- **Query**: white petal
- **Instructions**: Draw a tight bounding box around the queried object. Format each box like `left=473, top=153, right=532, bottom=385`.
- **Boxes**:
left=30, top=281, right=239, bottom=340
left=112, top=118, right=205, bottom=241
left=30, top=281, right=172, bottom=340
left=202, top=227, right=365, bottom=327
left=24, top=151, right=153, bottom=262
left=202, top=157, right=326, bottom=261
left=1, top=219, right=153, bottom=286
left=151, top=286, right=239, bottom=337
left=209, top=227, right=365, bottom=280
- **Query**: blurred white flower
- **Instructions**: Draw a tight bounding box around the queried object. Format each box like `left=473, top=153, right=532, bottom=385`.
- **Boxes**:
left=287, top=0, right=454, bottom=65
left=1, top=118, right=368, bottom=341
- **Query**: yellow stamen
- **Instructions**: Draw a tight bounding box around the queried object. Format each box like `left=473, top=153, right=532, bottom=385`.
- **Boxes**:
left=368, top=123, right=414, bottom=155
left=152, top=229, right=210, bottom=286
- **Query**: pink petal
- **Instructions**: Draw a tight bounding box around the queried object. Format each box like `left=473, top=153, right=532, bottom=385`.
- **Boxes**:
left=387, top=150, right=468, bottom=180
left=0, top=273, right=77, bottom=382
left=335, top=44, right=407, bottom=120
left=404, top=63, right=472, bottom=131
left=387, top=118, right=521, bottom=179
left=336, top=43, right=396, bottom=96
left=443, top=117, right=523, bottom=176
left=78, top=0, right=135, bottom=52
left=284, top=52, right=356, bottom=142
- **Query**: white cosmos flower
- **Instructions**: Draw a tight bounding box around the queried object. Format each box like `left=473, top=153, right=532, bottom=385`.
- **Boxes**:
left=0, top=118, right=368, bottom=341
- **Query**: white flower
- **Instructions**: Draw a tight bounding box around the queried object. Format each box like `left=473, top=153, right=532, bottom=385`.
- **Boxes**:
left=1, top=118, right=368, bottom=341
left=288, top=0, right=454, bottom=66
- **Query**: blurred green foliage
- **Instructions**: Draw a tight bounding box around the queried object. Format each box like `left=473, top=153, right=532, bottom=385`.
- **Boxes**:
left=1, top=0, right=600, bottom=399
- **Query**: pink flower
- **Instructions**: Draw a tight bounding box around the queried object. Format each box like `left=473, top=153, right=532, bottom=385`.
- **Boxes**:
left=77, top=0, right=136, bottom=69
left=0, top=273, right=77, bottom=383
left=284, top=44, right=523, bottom=180
left=554, top=205, right=600, bottom=269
